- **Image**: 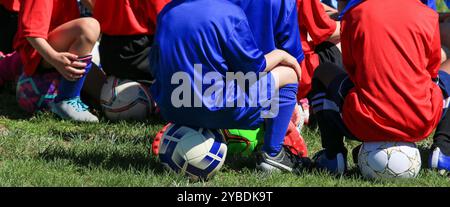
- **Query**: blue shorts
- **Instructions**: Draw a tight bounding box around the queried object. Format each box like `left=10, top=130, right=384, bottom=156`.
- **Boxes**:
left=159, top=73, right=276, bottom=130
left=311, top=70, right=450, bottom=139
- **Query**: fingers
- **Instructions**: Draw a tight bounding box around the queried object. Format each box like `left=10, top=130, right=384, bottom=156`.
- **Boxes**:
left=61, top=52, right=79, bottom=61
left=65, top=66, right=86, bottom=77
left=70, top=61, right=87, bottom=69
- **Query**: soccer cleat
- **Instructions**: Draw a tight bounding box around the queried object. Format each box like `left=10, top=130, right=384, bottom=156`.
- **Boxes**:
left=313, top=149, right=347, bottom=175
left=257, top=147, right=311, bottom=173
left=50, top=97, right=99, bottom=123
left=429, top=147, right=450, bottom=173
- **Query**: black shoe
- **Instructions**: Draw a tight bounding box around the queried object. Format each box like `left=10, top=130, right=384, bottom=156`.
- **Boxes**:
left=256, top=147, right=311, bottom=173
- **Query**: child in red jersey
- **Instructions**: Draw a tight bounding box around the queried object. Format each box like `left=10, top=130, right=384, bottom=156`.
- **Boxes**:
left=296, top=0, right=342, bottom=100
left=311, top=0, right=450, bottom=174
left=14, top=0, right=100, bottom=122
left=0, top=0, right=19, bottom=53
left=80, top=0, right=169, bottom=110
left=294, top=0, right=342, bottom=130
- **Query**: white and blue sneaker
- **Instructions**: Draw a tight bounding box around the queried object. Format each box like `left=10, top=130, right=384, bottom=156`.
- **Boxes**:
left=313, top=149, right=347, bottom=175
left=50, top=97, right=99, bottom=123
left=429, top=147, right=450, bottom=174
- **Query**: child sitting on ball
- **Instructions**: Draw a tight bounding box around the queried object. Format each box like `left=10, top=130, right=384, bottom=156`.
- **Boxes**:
left=150, top=0, right=309, bottom=173
left=311, top=0, right=450, bottom=174
left=14, top=0, right=100, bottom=122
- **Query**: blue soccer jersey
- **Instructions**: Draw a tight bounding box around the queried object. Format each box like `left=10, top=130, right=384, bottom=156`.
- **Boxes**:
left=150, top=0, right=270, bottom=128
left=422, top=0, right=437, bottom=10
left=228, top=0, right=304, bottom=62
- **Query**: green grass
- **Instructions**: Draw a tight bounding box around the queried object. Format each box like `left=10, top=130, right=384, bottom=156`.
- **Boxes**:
left=1, top=89, right=449, bottom=187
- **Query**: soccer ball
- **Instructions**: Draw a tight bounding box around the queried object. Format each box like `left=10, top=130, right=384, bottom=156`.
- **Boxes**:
left=358, top=142, right=422, bottom=179
left=100, top=76, right=157, bottom=121
left=158, top=124, right=228, bottom=180
left=16, top=72, right=60, bottom=113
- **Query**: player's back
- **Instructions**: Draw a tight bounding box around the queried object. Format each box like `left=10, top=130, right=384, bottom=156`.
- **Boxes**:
left=341, top=0, right=443, bottom=141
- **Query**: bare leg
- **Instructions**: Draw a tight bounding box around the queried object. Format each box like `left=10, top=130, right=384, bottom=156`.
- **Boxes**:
left=41, top=17, right=100, bottom=69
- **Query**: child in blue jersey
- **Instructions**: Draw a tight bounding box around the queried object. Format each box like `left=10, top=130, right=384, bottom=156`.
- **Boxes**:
left=228, top=0, right=304, bottom=63
left=150, top=0, right=308, bottom=173
left=227, top=0, right=305, bottom=129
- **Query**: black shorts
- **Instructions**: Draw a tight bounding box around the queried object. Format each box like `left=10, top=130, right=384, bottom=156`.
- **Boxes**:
left=0, top=5, right=18, bottom=53
left=315, top=41, right=343, bottom=68
left=99, top=34, right=154, bottom=81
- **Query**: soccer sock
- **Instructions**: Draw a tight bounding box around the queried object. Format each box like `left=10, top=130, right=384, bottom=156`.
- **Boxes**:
left=433, top=108, right=450, bottom=156
left=310, top=78, right=346, bottom=158
left=262, top=83, right=298, bottom=157
left=54, top=55, right=92, bottom=103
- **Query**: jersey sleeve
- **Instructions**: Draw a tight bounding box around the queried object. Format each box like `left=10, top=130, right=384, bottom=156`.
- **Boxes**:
left=19, top=0, right=53, bottom=39
left=223, top=19, right=267, bottom=74
left=427, top=21, right=442, bottom=79
left=300, top=0, right=337, bottom=46
left=276, top=1, right=304, bottom=63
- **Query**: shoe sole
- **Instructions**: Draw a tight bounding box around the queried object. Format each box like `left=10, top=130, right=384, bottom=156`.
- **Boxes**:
left=257, top=159, right=293, bottom=173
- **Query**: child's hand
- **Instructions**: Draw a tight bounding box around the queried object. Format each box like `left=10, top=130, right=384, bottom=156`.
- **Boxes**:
left=49, top=52, right=86, bottom=81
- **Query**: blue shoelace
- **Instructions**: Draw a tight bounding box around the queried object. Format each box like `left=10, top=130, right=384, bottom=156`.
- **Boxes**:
left=66, top=97, right=89, bottom=112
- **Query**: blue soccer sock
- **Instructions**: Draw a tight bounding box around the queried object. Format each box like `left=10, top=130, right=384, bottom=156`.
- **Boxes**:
left=55, top=55, right=92, bottom=103
left=262, top=83, right=298, bottom=157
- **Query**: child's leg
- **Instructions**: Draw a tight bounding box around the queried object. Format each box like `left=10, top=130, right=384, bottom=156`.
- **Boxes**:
left=262, top=66, right=299, bottom=156
left=310, top=62, right=349, bottom=157
left=430, top=70, right=450, bottom=171
left=433, top=71, right=450, bottom=154
left=257, top=66, right=313, bottom=172
left=40, top=18, right=100, bottom=121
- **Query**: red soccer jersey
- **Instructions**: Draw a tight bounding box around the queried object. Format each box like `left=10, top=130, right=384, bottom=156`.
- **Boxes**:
left=296, top=0, right=337, bottom=99
left=0, top=0, right=20, bottom=12
left=340, top=0, right=443, bottom=142
left=93, top=0, right=170, bottom=36
left=14, top=0, right=80, bottom=75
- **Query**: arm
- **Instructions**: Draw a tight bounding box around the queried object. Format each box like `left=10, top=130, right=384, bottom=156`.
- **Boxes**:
left=26, top=37, right=86, bottom=80
left=302, top=0, right=340, bottom=45
left=327, top=21, right=341, bottom=44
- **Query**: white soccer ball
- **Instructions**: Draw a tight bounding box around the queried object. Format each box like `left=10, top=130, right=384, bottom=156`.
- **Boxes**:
left=358, top=142, right=422, bottom=179
left=100, top=76, right=157, bottom=121
left=158, top=124, right=228, bottom=180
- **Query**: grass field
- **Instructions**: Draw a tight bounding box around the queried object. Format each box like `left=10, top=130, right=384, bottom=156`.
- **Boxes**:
left=1, top=87, right=449, bottom=187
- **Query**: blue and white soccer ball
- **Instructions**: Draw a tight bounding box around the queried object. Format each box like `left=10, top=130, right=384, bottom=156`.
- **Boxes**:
left=158, top=124, right=228, bottom=180
left=358, top=142, right=422, bottom=179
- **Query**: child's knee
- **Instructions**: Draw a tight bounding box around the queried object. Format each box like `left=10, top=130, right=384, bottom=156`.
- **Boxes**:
left=77, top=18, right=101, bottom=45
left=271, top=66, right=299, bottom=87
